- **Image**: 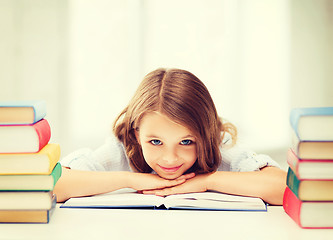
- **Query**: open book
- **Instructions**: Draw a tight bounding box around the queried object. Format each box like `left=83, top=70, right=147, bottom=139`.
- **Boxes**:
left=61, top=188, right=267, bottom=211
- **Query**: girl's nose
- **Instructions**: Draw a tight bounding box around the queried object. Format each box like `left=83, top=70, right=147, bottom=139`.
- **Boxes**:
left=162, top=147, right=178, bottom=165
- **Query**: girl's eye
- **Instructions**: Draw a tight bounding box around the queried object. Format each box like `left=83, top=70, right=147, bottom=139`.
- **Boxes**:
left=150, top=139, right=162, bottom=145
left=180, top=139, right=193, bottom=145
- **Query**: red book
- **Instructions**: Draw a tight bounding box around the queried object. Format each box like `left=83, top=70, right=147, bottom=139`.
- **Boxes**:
left=287, top=148, right=333, bottom=180
left=283, top=187, right=333, bottom=229
left=0, top=119, right=51, bottom=153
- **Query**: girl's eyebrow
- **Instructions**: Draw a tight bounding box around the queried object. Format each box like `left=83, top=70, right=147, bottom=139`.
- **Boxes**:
left=182, top=134, right=196, bottom=139
left=144, top=134, right=195, bottom=139
left=145, top=135, right=160, bottom=139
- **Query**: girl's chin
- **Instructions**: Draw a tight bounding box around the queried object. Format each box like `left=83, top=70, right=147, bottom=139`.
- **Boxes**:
left=156, top=171, right=183, bottom=180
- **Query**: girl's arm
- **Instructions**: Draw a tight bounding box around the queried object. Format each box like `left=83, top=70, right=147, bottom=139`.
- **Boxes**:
left=207, top=167, right=287, bottom=205
left=53, top=167, right=195, bottom=202
left=142, top=167, right=287, bottom=205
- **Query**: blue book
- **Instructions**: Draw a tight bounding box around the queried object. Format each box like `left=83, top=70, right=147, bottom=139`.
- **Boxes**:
left=0, top=100, right=46, bottom=125
left=289, top=107, right=333, bottom=141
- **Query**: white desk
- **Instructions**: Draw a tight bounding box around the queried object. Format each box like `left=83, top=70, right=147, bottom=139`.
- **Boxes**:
left=0, top=205, right=332, bottom=240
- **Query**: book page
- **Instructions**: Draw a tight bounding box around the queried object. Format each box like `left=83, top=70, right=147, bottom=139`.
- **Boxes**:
left=62, top=188, right=164, bottom=207
left=164, top=191, right=266, bottom=210
left=61, top=189, right=266, bottom=211
left=165, top=191, right=262, bottom=202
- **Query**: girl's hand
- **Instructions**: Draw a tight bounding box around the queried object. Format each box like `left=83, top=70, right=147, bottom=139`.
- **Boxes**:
left=128, top=172, right=195, bottom=192
left=142, top=173, right=210, bottom=196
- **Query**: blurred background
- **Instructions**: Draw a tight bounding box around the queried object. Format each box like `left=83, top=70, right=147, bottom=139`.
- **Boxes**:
left=1, top=0, right=332, bottom=169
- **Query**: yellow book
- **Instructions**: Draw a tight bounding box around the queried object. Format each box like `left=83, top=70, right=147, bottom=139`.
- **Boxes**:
left=0, top=143, right=60, bottom=175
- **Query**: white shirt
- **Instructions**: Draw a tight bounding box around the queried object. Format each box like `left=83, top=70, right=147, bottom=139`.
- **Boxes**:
left=60, top=134, right=280, bottom=173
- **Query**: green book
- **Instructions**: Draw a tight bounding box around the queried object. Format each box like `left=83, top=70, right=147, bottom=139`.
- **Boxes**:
left=287, top=167, right=333, bottom=201
left=0, top=162, right=62, bottom=191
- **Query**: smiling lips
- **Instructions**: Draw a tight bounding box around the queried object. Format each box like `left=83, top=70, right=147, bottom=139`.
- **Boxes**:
left=158, top=164, right=183, bottom=173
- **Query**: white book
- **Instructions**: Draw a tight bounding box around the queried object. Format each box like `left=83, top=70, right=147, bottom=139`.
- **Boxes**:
left=61, top=188, right=267, bottom=211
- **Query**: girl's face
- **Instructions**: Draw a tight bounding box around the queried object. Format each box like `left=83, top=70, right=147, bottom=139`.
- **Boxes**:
left=136, top=112, right=197, bottom=179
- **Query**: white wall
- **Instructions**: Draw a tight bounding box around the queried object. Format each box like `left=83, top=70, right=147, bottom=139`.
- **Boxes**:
left=65, top=0, right=291, bottom=154
left=290, top=0, right=333, bottom=108
left=0, top=0, right=68, bottom=148
left=65, top=0, right=142, bottom=152
left=0, top=0, right=332, bottom=161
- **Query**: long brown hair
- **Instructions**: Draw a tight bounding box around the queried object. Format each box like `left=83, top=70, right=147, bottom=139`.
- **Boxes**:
left=113, top=68, right=237, bottom=173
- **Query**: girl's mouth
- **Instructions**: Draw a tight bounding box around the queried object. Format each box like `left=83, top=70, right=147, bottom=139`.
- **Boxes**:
left=158, top=164, right=183, bottom=173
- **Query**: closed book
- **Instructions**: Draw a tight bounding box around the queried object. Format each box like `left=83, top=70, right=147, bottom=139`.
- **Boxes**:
left=0, top=191, right=54, bottom=210
left=290, top=107, right=333, bottom=141
left=283, top=187, right=333, bottom=229
left=0, top=119, right=51, bottom=153
left=0, top=100, right=46, bottom=125
left=287, top=148, right=333, bottom=180
left=291, top=132, right=333, bottom=159
left=0, top=143, right=60, bottom=175
left=0, top=195, right=56, bottom=223
left=286, top=168, right=333, bottom=201
left=0, top=162, right=62, bottom=191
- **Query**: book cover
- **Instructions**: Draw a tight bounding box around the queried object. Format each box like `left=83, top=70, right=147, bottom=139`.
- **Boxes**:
left=0, top=119, right=51, bottom=153
left=61, top=188, right=267, bottom=211
left=287, top=148, right=333, bottom=180
left=0, top=100, right=46, bottom=125
left=286, top=168, right=333, bottom=201
left=283, top=187, right=333, bottom=229
left=0, top=143, right=60, bottom=175
left=0, top=162, right=62, bottom=191
left=290, top=107, right=333, bottom=141
left=0, top=191, right=54, bottom=210
left=0, top=194, right=56, bottom=223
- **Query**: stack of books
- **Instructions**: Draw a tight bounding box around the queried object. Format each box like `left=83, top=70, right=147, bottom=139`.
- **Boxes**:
left=283, top=107, right=333, bottom=229
left=0, top=100, right=61, bottom=223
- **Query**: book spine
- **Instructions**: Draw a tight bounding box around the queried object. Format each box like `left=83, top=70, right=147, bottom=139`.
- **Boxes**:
left=283, top=187, right=303, bottom=228
left=32, top=100, right=47, bottom=123
left=33, top=119, right=51, bottom=151
left=289, top=109, right=301, bottom=138
left=50, top=163, right=62, bottom=188
left=286, top=149, right=300, bottom=178
left=46, top=144, right=61, bottom=173
left=290, top=132, right=302, bottom=159
left=286, top=168, right=301, bottom=198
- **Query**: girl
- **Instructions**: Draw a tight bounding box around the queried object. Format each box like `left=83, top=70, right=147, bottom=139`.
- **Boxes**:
left=54, top=68, right=287, bottom=205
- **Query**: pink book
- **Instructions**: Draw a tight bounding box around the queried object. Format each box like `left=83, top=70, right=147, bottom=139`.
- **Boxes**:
left=283, top=187, right=333, bottom=229
left=0, top=119, right=51, bottom=153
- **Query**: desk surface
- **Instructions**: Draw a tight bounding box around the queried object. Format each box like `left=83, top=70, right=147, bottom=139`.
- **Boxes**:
left=1, top=205, right=332, bottom=240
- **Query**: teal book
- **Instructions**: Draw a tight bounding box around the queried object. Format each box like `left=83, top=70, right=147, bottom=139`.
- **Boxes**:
left=289, top=107, right=333, bottom=141
left=286, top=167, right=333, bottom=201
left=0, top=162, right=62, bottom=191
left=0, top=100, right=46, bottom=125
